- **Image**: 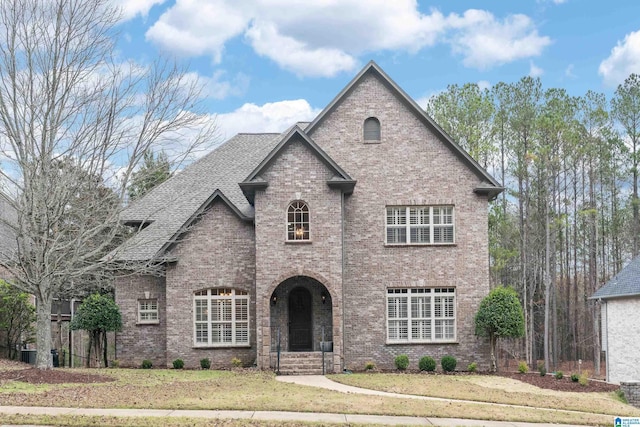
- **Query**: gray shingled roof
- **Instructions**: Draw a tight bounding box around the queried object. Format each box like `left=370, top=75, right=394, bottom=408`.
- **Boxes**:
left=114, top=61, right=504, bottom=262
left=114, top=133, right=282, bottom=261
left=0, top=192, right=17, bottom=263
left=590, top=257, right=640, bottom=300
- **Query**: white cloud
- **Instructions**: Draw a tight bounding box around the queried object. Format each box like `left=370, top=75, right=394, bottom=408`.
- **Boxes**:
left=565, top=64, right=576, bottom=78
left=599, top=30, right=640, bottom=87
left=529, top=61, right=544, bottom=77
left=245, top=21, right=358, bottom=78
left=145, top=1, right=547, bottom=76
left=216, top=99, right=321, bottom=140
left=447, top=10, right=552, bottom=69
left=112, top=0, right=167, bottom=21
left=145, top=0, right=250, bottom=61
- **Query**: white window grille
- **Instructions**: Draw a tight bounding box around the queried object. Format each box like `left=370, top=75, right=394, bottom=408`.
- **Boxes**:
left=386, top=206, right=454, bottom=244
left=138, top=299, right=159, bottom=324
left=387, top=288, right=455, bottom=343
left=287, top=201, right=310, bottom=241
left=194, top=289, right=250, bottom=347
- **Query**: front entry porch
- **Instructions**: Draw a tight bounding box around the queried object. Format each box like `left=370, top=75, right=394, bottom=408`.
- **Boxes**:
left=267, top=275, right=337, bottom=374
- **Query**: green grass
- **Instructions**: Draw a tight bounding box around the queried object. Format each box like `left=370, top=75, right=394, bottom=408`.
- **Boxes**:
left=0, top=368, right=635, bottom=426
left=327, top=373, right=636, bottom=416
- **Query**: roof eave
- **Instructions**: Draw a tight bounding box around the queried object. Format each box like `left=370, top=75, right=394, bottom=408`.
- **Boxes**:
left=474, top=185, right=505, bottom=202
left=327, top=179, right=357, bottom=195
left=588, top=291, right=640, bottom=301
left=239, top=181, right=269, bottom=205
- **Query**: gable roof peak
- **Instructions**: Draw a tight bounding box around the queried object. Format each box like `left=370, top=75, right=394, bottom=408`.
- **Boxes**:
left=305, top=60, right=502, bottom=196
left=239, top=126, right=355, bottom=204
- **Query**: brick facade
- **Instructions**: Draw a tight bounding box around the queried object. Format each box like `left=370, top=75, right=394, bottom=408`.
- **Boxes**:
left=115, top=274, right=166, bottom=367
left=114, top=63, right=496, bottom=372
left=309, top=73, right=491, bottom=370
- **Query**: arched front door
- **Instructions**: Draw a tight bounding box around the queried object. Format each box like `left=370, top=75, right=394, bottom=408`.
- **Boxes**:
left=288, top=287, right=312, bottom=351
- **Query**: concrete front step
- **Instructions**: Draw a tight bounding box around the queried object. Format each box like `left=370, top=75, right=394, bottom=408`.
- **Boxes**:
left=272, top=352, right=333, bottom=375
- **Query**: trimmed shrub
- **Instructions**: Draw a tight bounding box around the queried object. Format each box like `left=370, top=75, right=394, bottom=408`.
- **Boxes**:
left=141, top=359, right=152, bottom=369
left=579, top=371, right=589, bottom=386
left=518, top=361, right=528, bottom=374
left=200, top=358, right=211, bottom=370
left=364, top=361, right=376, bottom=371
left=419, top=356, right=436, bottom=372
left=539, top=367, right=546, bottom=377
left=467, top=362, right=477, bottom=373
left=570, top=373, right=579, bottom=382
left=394, top=354, right=409, bottom=371
left=231, top=357, right=242, bottom=368
left=554, top=371, right=564, bottom=380
left=441, top=355, right=457, bottom=372
left=172, top=359, right=184, bottom=369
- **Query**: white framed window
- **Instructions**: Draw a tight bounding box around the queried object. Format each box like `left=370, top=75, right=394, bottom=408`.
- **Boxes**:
left=194, top=289, right=249, bottom=347
left=387, top=288, right=455, bottom=343
left=386, top=206, right=454, bottom=244
left=364, top=117, right=381, bottom=141
left=138, top=299, right=159, bottom=324
left=287, top=200, right=310, bottom=241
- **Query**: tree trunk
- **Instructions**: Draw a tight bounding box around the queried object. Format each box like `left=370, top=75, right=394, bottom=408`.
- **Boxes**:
left=103, top=330, right=108, bottom=368
left=86, top=333, right=92, bottom=368
left=490, top=333, right=498, bottom=373
left=35, top=292, right=53, bottom=369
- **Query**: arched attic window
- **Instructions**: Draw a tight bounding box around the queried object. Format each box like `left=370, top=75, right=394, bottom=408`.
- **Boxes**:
left=287, top=201, right=310, bottom=241
left=363, top=117, right=381, bottom=141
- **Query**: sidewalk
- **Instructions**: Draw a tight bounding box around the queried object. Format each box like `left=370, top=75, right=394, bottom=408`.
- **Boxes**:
left=0, top=405, right=595, bottom=427
left=0, top=375, right=604, bottom=427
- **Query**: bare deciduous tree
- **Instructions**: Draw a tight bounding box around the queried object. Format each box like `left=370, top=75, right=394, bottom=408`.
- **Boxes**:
left=0, top=0, right=217, bottom=368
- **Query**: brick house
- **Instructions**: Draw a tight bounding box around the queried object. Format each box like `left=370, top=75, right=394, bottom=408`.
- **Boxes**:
left=113, top=61, right=502, bottom=373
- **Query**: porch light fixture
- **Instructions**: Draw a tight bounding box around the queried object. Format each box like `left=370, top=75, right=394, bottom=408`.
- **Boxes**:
left=321, top=291, right=327, bottom=304
left=271, top=293, right=277, bottom=306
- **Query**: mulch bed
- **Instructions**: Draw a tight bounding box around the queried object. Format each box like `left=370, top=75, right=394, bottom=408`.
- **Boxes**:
left=0, top=360, right=115, bottom=385
left=496, top=371, right=619, bottom=393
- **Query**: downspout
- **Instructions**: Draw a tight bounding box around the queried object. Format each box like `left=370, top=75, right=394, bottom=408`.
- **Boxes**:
left=603, top=299, right=609, bottom=383
left=341, top=191, right=346, bottom=372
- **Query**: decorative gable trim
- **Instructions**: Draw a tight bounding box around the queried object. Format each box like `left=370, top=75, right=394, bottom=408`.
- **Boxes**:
left=239, top=126, right=356, bottom=204
left=306, top=61, right=503, bottom=199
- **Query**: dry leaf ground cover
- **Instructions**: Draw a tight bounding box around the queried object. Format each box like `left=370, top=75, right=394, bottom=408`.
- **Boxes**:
left=0, top=359, right=636, bottom=427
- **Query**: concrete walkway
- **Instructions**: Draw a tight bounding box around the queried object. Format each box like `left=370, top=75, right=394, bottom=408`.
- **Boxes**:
left=0, top=375, right=604, bottom=427
left=0, top=405, right=595, bottom=427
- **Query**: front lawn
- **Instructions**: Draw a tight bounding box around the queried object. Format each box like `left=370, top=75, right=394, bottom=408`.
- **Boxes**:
left=0, top=361, right=636, bottom=426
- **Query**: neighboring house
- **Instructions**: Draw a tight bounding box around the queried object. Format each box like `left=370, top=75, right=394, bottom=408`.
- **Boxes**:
left=590, top=257, right=640, bottom=384
left=113, top=61, right=503, bottom=373
left=0, top=191, right=17, bottom=281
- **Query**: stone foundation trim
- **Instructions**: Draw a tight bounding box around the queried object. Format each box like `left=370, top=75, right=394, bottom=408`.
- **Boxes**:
left=621, top=382, right=640, bottom=407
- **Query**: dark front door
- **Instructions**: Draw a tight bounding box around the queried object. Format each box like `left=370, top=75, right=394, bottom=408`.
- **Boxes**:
left=289, top=287, right=312, bottom=351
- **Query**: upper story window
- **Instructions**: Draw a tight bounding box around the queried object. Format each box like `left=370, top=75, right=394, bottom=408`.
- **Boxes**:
left=387, top=287, right=456, bottom=343
left=287, top=201, right=310, bottom=241
left=363, top=117, right=381, bottom=141
left=386, top=206, right=454, bottom=245
left=194, top=288, right=249, bottom=347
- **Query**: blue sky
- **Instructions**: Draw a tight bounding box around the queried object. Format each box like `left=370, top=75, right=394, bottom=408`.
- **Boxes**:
left=114, top=0, right=640, bottom=141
